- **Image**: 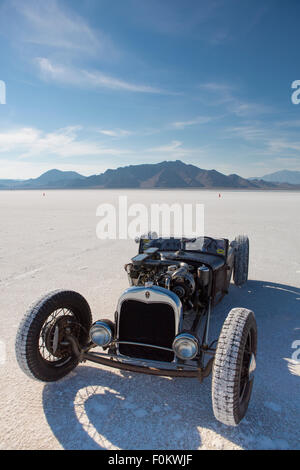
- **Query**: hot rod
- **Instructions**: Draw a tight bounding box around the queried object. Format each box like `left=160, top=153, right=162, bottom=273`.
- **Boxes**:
left=15, top=234, right=257, bottom=426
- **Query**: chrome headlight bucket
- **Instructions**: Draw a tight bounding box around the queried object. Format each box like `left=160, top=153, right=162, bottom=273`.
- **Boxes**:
left=172, top=333, right=198, bottom=360
left=90, top=321, right=113, bottom=347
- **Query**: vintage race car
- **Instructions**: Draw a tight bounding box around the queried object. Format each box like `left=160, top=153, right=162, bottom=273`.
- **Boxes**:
left=15, top=234, right=257, bottom=426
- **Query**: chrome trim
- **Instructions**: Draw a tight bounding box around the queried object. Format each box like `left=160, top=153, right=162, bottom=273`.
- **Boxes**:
left=90, top=320, right=112, bottom=347
left=115, top=340, right=173, bottom=352
left=116, top=285, right=183, bottom=360
left=172, top=333, right=199, bottom=360
left=117, top=285, right=182, bottom=327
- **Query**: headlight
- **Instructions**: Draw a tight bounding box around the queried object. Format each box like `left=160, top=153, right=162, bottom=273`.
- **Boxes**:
left=172, top=333, right=198, bottom=360
left=90, top=321, right=112, bottom=347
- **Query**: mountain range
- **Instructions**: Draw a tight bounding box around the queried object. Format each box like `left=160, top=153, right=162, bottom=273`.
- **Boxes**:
left=250, top=169, right=300, bottom=185
left=1, top=161, right=300, bottom=190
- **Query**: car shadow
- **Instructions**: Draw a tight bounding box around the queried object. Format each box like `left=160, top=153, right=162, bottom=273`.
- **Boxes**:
left=42, top=280, right=300, bottom=450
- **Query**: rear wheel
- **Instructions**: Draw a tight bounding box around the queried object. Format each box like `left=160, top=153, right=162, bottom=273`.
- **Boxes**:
left=15, top=290, right=92, bottom=382
left=212, top=307, right=257, bottom=426
left=233, top=234, right=249, bottom=286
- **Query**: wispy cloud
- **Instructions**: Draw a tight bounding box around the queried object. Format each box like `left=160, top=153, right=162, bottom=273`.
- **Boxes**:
left=5, top=0, right=114, bottom=58
left=36, top=58, right=165, bottom=94
left=146, top=140, right=208, bottom=160
left=227, top=122, right=300, bottom=154
left=148, top=140, right=183, bottom=152
left=0, top=158, right=112, bottom=179
left=266, top=139, right=300, bottom=154
left=171, top=116, right=213, bottom=129
left=98, top=129, right=133, bottom=137
left=226, top=125, right=267, bottom=141
left=199, top=82, right=272, bottom=116
left=226, top=122, right=300, bottom=168
left=0, top=126, right=130, bottom=159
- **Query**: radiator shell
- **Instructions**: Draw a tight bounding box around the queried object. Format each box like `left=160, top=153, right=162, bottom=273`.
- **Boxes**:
left=116, top=286, right=182, bottom=362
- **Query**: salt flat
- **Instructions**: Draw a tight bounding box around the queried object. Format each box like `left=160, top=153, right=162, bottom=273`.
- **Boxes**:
left=0, top=189, right=299, bottom=450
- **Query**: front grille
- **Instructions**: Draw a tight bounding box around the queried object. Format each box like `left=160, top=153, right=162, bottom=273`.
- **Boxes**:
left=118, top=299, right=175, bottom=362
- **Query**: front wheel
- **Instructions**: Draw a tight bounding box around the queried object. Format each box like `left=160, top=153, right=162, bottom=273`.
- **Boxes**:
left=211, top=307, right=257, bottom=426
left=15, top=290, right=92, bottom=382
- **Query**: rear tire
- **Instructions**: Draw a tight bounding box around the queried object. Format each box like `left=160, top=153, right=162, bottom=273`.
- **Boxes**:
left=233, top=235, right=249, bottom=286
left=15, top=290, right=92, bottom=382
left=212, top=307, right=257, bottom=426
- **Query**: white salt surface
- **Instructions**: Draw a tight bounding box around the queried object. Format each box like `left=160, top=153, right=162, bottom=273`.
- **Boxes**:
left=0, top=189, right=299, bottom=449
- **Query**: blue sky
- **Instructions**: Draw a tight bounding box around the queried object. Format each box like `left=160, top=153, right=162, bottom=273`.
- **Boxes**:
left=0, top=0, right=300, bottom=179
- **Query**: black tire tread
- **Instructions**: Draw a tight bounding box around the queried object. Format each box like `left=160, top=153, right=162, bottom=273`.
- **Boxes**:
left=233, top=234, right=249, bottom=286
left=212, top=307, right=257, bottom=426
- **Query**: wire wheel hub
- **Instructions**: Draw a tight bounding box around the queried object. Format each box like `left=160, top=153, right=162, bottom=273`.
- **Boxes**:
left=41, top=311, right=80, bottom=361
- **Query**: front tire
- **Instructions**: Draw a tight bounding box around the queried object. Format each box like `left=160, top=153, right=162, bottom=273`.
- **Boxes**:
left=212, top=307, right=257, bottom=426
left=15, top=290, right=92, bottom=382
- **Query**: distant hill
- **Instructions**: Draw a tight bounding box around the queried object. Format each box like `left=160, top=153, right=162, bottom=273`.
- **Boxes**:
left=250, top=170, right=300, bottom=185
left=0, top=179, right=24, bottom=189
left=31, top=169, right=85, bottom=185
left=0, top=169, right=84, bottom=189
left=1, top=161, right=300, bottom=190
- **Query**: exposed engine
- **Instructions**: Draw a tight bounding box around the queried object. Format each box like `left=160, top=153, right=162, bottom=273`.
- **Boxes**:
left=125, top=259, right=197, bottom=308
left=163, top=264, right=196, bottom=301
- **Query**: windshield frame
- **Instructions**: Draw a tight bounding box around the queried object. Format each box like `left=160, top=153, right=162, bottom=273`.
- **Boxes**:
left=139, top=236, right=228, bottom=258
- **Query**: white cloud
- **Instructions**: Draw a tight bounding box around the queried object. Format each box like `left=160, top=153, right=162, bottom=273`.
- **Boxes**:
left=36, top=58, right=164, bottom=94
left=0, top=127, right=41, bottom=150
left=226, top=125, right=267, bottom=141
left=267, top=139, right=300, bottom=154
left=145, top=140, right=208, bottom=161
left=98, top=129, right=133, bottom=137
left=228, top=123, right=300, bottom=155
left=148, top=140, right=183, bottom=152
left=7, top=0, right=113, bottom=57
left=230, top=101, right=271, bottom=117
left=0, top=159, right=112, bottom=180
left=199, top=82, right=272, bottom=116
left=171, top=116, right=213, bottom=129
left=0, top=126, right=130, bottom=160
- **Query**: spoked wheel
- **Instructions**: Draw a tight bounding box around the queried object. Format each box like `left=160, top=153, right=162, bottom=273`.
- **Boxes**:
left=239, top=329, right=256, bottom=408
left=15, top=290, right=92, bottom=382
left=40, top=309, right=81, bottom=363
left=212, top=307, right=257, bottom=426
